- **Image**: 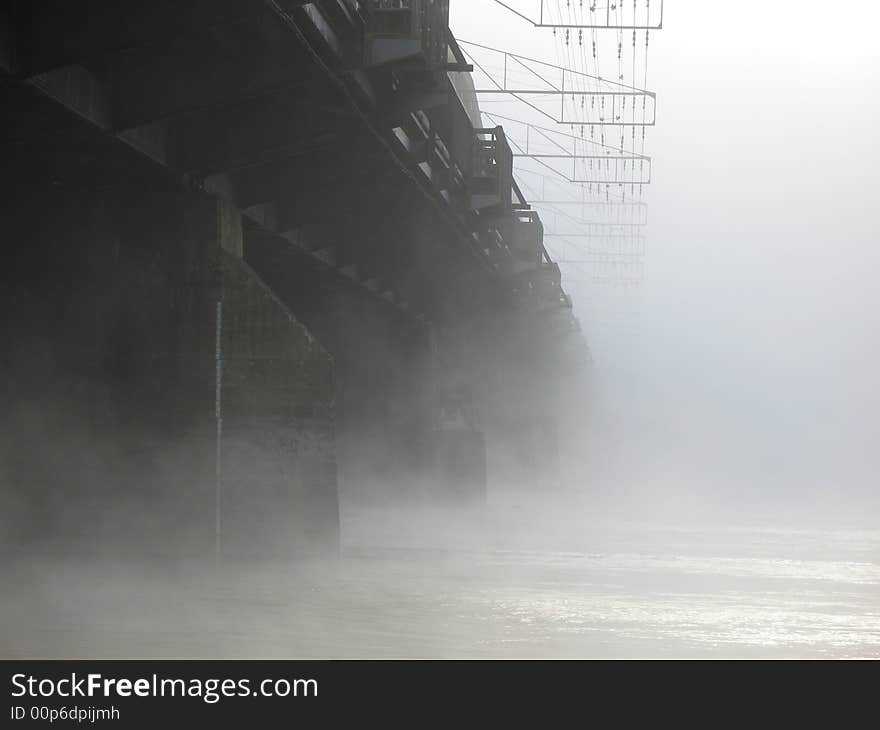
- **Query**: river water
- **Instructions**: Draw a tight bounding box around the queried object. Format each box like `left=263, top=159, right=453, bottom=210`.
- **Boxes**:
left=3, top=499, right=879, bottom=658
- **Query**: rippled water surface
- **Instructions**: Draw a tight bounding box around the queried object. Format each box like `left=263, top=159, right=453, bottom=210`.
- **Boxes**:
left=3, top=504, right=879, bottom=658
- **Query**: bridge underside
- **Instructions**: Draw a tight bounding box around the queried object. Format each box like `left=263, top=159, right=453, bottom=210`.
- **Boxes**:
left=0, top=1, right=586, bottom=559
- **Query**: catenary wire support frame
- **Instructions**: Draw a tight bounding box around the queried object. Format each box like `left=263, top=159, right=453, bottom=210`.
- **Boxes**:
left=492, top=0, right=664, bottom=30
left=459, top=40, right=657, bottom=126
left=483, top=112, right=652, bottom=185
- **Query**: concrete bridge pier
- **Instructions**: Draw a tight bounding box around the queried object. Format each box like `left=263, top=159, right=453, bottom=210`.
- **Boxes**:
left=244, top=226, right=448, bottom=508
left=1, top=175, right=339, bottom=559
left=440, top=313, right=574, bottom=498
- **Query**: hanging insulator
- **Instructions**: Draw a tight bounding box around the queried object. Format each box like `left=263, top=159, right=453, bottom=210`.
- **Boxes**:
left=565, top=29, right=570, bottom=46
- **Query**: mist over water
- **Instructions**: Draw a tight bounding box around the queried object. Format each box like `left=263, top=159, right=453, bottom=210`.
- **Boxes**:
left=544, top=0, right=880, bottom=524
left=3, top=1, right=880, bottom=659
left=4, top=507, right=878, bottom=658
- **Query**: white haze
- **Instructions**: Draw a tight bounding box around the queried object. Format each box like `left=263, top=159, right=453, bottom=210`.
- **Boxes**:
left=453, top=0, right=880, bottom=525
left=3, top=1, right=879, bottom=661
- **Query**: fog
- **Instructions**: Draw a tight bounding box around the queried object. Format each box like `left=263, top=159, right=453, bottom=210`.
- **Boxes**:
left=452, top=0, right=880, bottom=524
left=2, top=1, right=879, bottom=659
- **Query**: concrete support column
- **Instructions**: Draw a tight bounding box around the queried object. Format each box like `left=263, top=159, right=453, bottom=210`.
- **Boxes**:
left=218, top=247, right=338, bottom=559
left=1, top=181, right=338, bottom=559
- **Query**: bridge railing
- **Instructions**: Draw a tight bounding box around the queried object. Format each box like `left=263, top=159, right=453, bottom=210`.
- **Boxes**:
left=533, top=263, right=572, bottom=310
left=302, top=1, right=568, bottom=311
left=469, top=127, right=513, bottom=212
left=498, top=210, right=544, bottom=273
left=363, top=0, right=450, bottom=69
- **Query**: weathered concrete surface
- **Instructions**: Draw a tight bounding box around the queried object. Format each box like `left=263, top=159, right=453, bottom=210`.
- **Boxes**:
left=220, top=251, right=338, bottom=557
left=244, top=227, right=439, bottom=506
left=0, top=176, right=338, bottom=559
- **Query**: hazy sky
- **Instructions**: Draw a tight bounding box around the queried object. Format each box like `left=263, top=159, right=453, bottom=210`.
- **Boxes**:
left=451, top=1, right=880, bottom=517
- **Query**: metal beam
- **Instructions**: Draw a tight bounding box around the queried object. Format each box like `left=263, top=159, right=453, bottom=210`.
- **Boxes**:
left=171, top=92, right=356, bottom=175
left=492, top=0, right=664, bottom=30
left=107, top=15, right=318, bottom=130
left=461, top=40, right=657, bottom=127
left=459, top=39, right=656, bottom=95
left=10, top=0, right=279, bottom=76
left=516, top=156, right=651, bottom=185
left=545, top=233, right=646, bottom=239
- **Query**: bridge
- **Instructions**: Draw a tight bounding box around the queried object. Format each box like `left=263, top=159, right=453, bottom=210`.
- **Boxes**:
left=0, top=1, right=588, bottom=558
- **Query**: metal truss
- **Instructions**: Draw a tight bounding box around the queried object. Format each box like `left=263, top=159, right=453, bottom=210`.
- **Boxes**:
left=522, top=155, right=651, bottom=184
left=535, top=200, right=647, bottom=244
left=543, top=218, right=646, bottom=234
left=484, top=113, right=651, bottom=185
left=562, top=273, right=645, bottom=289
left=513, top=164, right=647, bottom=204
left=460, top=40, right=656, bottom=126
left=485, top=112, right=647, bottom=158
left=528, top=200, right=648, bottom=225
left=516, top=152, right=651, bottom=186
left=492, top=1, right=664, bottom=30
left=554, top=253, right=645, bottom=263
left=545, top=235, right=646, bottom=258
left=545, top=232, right=646, bottom=243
